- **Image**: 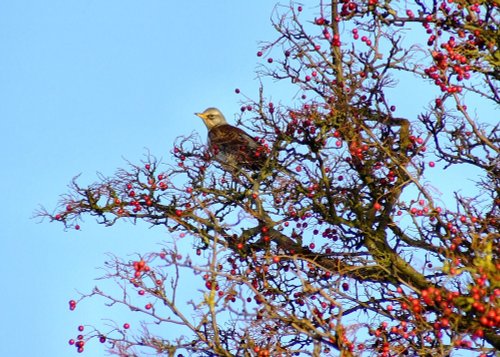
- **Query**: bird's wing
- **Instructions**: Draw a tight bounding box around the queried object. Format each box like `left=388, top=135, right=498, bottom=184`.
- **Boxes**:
left=208, top=124, right=260, bottom=150
left=208, top=124, right=267, bottom=170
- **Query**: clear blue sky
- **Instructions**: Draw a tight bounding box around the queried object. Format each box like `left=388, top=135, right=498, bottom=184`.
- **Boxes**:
left=0, top=1, right=278, bottom=356
left=0, top=1, right=492, bottom=356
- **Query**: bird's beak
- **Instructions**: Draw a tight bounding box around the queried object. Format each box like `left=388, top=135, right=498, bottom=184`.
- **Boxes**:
left=195, top=112, right=206, bottom=119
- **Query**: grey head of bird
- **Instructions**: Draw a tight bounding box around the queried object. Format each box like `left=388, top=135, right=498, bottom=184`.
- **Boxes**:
left=195, top=107, right=228, bottom=130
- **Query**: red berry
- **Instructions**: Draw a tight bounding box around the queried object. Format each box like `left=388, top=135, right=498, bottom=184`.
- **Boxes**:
left=69, top=300, right=77, bottom=311
left=123, top=323, right=130, bottom=329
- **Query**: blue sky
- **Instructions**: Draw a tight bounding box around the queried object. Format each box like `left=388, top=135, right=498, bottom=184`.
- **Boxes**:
left=0, top=1, right=278, bottom=356
left=0, top=1, right=494, bottom=356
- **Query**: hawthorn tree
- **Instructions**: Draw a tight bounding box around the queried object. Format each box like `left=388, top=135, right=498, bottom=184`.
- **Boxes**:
left=39, top=1, right=499, bottom=356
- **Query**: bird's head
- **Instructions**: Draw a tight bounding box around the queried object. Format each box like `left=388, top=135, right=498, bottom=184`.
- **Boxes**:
left=195, top=107, right=228, bottom=130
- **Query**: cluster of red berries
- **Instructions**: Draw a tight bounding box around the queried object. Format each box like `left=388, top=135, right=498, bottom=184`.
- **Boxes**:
left=68, top=326, right=86, bottom=354
left=68, top=325, right=107, bottom=354
left=132, top=259, right=150, bottom=278
left=422, top=0, right=496, bottom=96
left=395, top=281, right=500, bottom=345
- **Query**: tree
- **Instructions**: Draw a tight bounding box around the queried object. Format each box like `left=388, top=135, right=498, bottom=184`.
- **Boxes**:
left=38, top=1, right=499, bottom=356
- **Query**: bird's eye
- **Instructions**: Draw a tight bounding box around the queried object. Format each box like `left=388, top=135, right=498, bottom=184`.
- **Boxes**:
left=207, top=115, right=215, bottom=120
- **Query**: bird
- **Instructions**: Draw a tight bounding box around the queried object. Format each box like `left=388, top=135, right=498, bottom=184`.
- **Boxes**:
left=195, top=107, right=267, bottom=171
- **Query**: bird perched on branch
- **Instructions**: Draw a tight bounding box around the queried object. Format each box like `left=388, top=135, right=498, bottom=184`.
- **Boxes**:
left=195, top=107, right=267, bottom=171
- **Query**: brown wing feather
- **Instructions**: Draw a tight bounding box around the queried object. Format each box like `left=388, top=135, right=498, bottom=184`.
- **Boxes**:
left=209, top=125, right=258, bottom=147
left=208, top=124, right=266, bottom=170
